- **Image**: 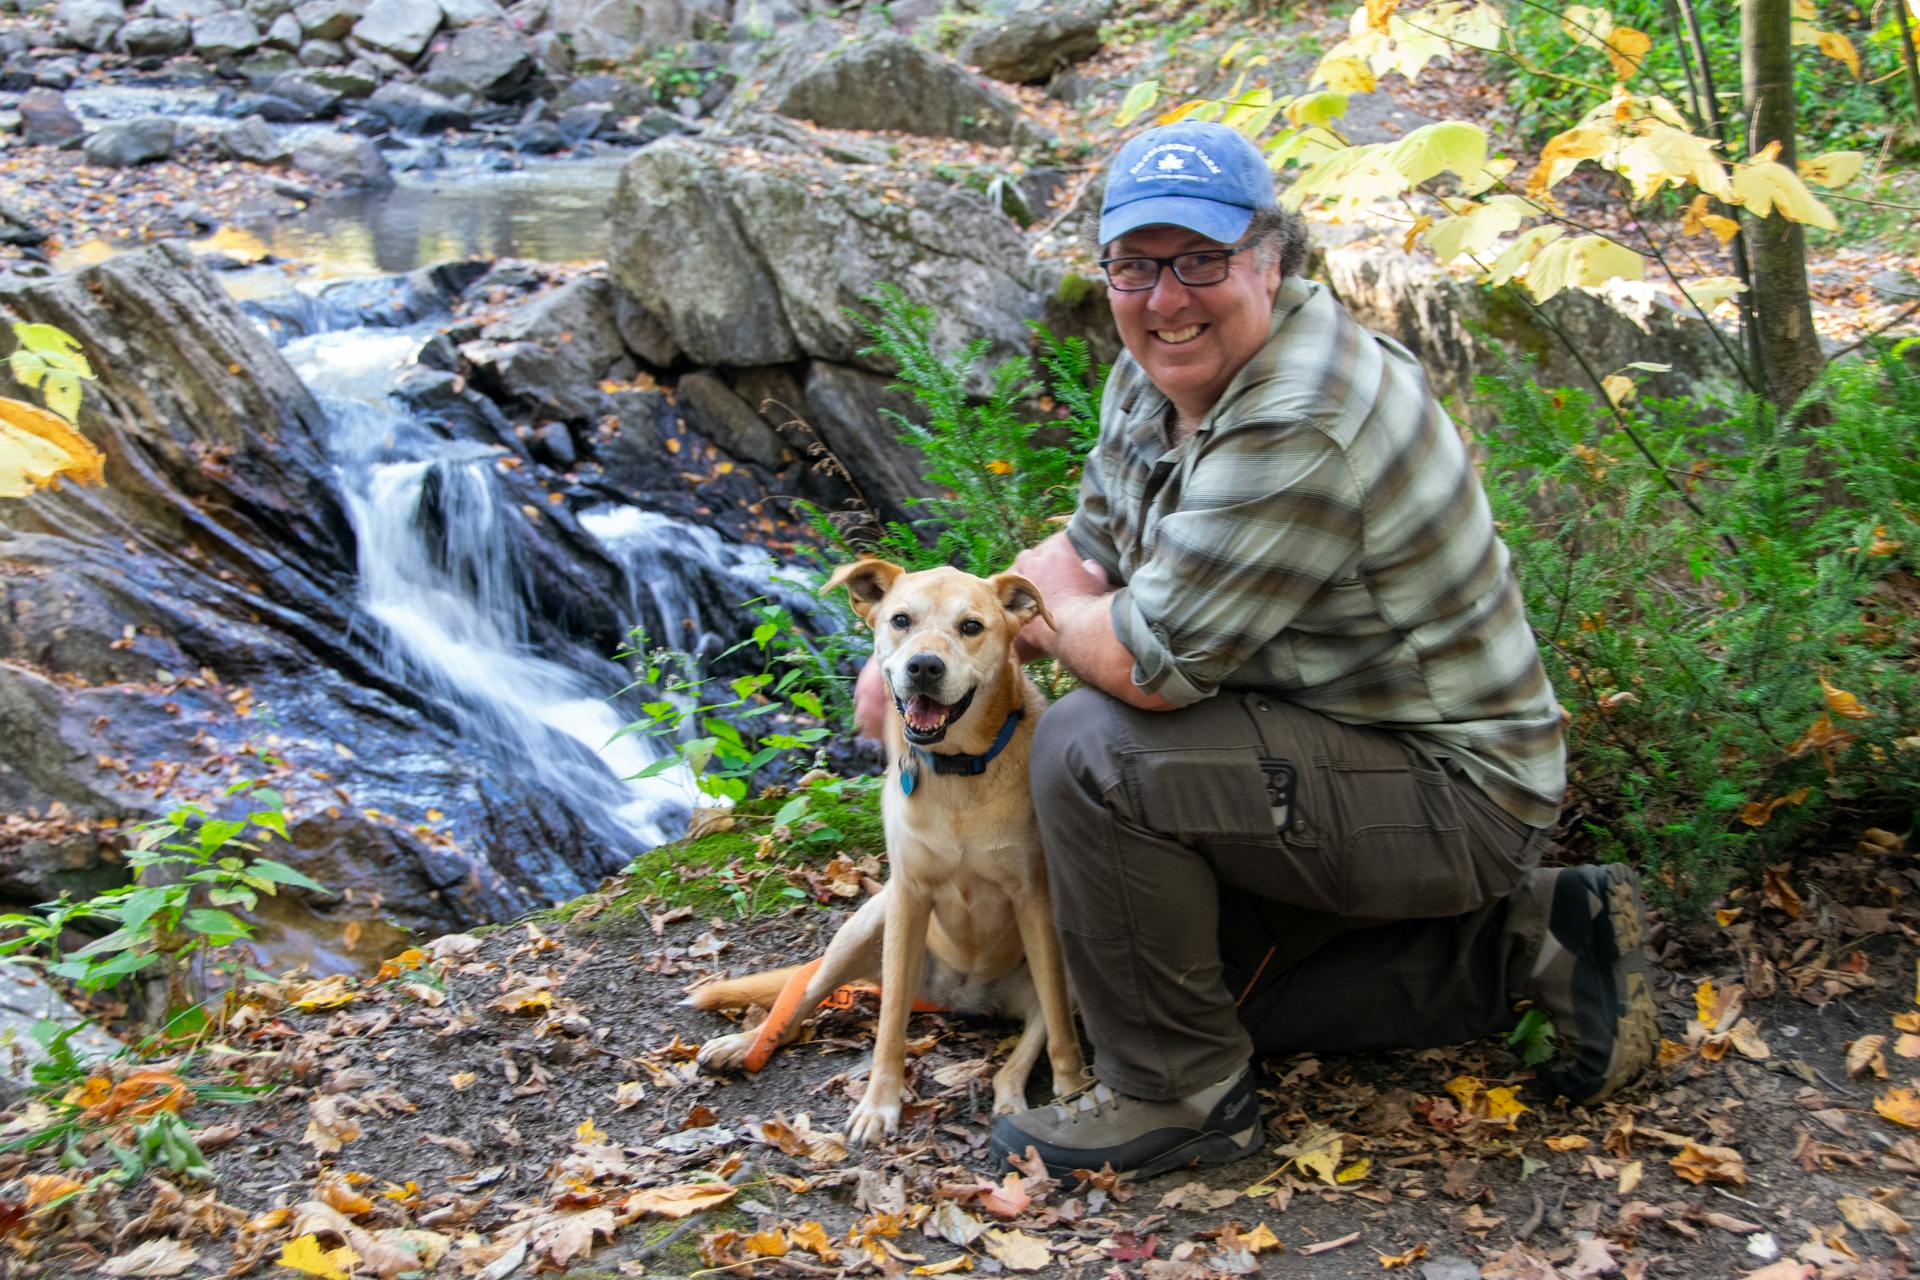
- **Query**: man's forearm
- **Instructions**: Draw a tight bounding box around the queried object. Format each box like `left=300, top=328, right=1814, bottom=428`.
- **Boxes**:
left=1046, top=594, right=1177, bottom=712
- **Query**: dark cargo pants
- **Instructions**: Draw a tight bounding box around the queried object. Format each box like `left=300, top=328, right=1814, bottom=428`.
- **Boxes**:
left=1031, top=686, right=1549, bottom=1100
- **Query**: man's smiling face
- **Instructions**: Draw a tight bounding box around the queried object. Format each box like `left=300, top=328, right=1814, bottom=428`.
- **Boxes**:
left=1105, top=223, right=1284, bottom=427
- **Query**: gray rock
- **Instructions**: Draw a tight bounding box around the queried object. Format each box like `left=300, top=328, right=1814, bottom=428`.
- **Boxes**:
left=467, top=275, right=628, bottom=422
left=529, top=29, right=569, bottom=77
left=118, top=15, right=191, bottom=55
left=246, top=0, right=295, bottom=20
left=0, top=979, right=123, bottom=1101
left=297, top=36, right=347, bottom=63
left=541, top=0, right=639, bottom=63
left=350, top=0, right=441, bottom=59
left=804, top=361, right=942, bottom=523
left=82, top=115, right=175, bottom=165
left=192, top=12, right=261, bottom=56
left=149, top=0, right=219, bottom=17
left=746, top=27, right=1019, bottom=143
left=418, top=23, right=532, bottom=101
left=678, top=370, right=792, bottom=470
left=18, top=88, right=82, bottom=145
left=58, top=0, right=124, bottom=50
left=216, top=114, right=291, bottom=164
left=234, top=49, right=299, bottom=81
left=611, top=286, right=679, bottom=367
left=265, top=68, right=344, bottom=114
left=632, top=106, right=684, bottom=142
left=265, top=11, right=303, bottom=46
left=608, top=136, right=1041, bottom=376
left=290, top=127, right=390, bottom=186
left=512, top=117, right=562, bottom=152
left=555, top=102, right=607, bottom=143
left=366, top=80, right=468, bottom=131
left=501, top=0, right=544, bottom=27
left=436, top=0, right=505, bottom=24
left=532, top=420, right=576, bottom=469
left=295, top=0, right=359, bottom=39
left=552, top=71, right=649, bottom=116
left=958, top=0, right=1103, bottom=83
left=300, top=57, right=379, bottom=94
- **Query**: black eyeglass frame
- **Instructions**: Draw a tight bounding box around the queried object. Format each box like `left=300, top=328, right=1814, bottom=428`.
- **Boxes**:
left=1096, top=242, right=1256, bottom=292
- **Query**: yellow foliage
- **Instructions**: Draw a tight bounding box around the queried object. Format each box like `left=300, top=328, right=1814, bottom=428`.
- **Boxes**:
left=0, top=395, right=106, bottom=500
left=1314, top=55, right=1377, bottom=94
left=1799, top=150, right=1866, bottom=188
left=1678, top=276, right=1748, bottom=310
left=1484, top=225, right=1567, bottom=288
left=1112, top=80, right=1159, bottom=126
left=1681, top=194, right=1740, bottom=243
left=1792, top=21, right=1861, bottom=77
left=1730, top=153, right=1838, bottom=231
left=1520, top=234, right=1645, bottom=303
left=1283, top=90, right=1349, bottom=129
left=276, top=1235, right=359, bottom=1280
left=1385, top=120, right=1487, bottom=185
left=1612, top=124, right=1732, bottom=201
left=1529, top=124, right=1609, bottom=196
left=1426, top=194, right=1534, bottom=262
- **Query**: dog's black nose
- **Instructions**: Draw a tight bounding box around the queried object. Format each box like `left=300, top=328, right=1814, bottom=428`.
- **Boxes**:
left=904, top=653, right=946, bottom=688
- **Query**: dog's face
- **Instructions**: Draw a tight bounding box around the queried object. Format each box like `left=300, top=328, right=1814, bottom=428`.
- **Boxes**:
left=826, top=559, right=1052, bottom=746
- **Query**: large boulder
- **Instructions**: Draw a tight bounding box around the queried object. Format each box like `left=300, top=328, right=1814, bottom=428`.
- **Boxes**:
left=192, top=12, right=262, bottom=56
left=366, top=80, right=469, bottom=131
left=216, top=114, right=292, bottom=164
left=542, top=0, right=722, bottom=64
left=18, top=88, right=83, bottom=145
left=461, top=275, right=630, bottom=422
left=82, top=117, right=176, bottom=166
left=677, top=370, right=793, bottom=471
left=958, top=0, right=1104, bottom=83
left=294, top=0, right=360, bottom=39
left=1318, top=242, right=1744, bottom=423
left=58, top=0, right=123, bottom=50
left=734, top=27, right=1020, bottom=143
left=436, top=0, right=505, bottom=23
left=418, top=23, right=533, bottom=101
left=350, top=0, right=441, bottom=59
left=290, top=127, right=391, bottom=186
left=608, top=135, right=1044, bottom=375
left=803, top=361, right=942, bottom=523
left=118, top=15, right=191, bottom=56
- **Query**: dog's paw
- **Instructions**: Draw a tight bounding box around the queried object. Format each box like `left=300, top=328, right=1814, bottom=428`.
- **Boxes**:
left=846, top=1097, right=900, bottom=1148
left=991, top=1082, right=1027, bottom=1118
left=695, top=1031, right=757, bottom=1074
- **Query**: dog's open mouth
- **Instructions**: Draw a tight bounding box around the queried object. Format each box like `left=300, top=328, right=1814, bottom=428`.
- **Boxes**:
left=894, top=687, right=975, bottom=745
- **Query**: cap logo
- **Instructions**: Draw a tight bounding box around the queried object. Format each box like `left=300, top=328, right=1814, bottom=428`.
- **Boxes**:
left=1128, top=141, right=1222, bottom=185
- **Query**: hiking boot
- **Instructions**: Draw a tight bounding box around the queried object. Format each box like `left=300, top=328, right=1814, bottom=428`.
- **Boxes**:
left=988, top=1066, right=1263, bottom=1181
left=1515, top=863, right=1658, bottom=1105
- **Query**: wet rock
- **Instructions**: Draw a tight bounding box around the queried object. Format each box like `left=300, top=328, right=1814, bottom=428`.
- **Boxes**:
left=608, top=135, right=1042, bottom=378
left=678, top=370, right=792, bottom=471
left=266, top=67, right=345, bottom=115
left=533, top=420, right=576, bottom=470
left=17, top=88, right=82, bottom=145
left=555, top=103, right=608, bottom=143
left=419, top=23, right=533, bottom=101
left=350, top=0, right=441, bottom=59
left=231, top=92, right=313, bottom=122
left=265, top=11, right=304, bottom=47
left=290, top=126, right=391, bottom=186
left=366, top=80, right=469, bottom=132
left=529, top=30, right=569, bottom=77
left=512, top=118, right=562, bottom=152
left=298, top=36, right=347, bottom=63
left=32, top=59, right=77, bottom=89
left=391, top=366, right=518, bottom=449
left=0, top=195, right=48, bottom=246
left=295, top=0, right=360, bottom=39
left=81, top=115, right=176, bottom=165
left=958, top=0, right=1104, bottom=83
left=552, top=71, right=650, bottom=116
left=0, top=967, right=122, bottom=1102
left=300, top=58, right=378, bottom=95
left=234, top=48, right=299, bottom=81
left=118, top=15, right=191, bottom=55
left=58, top=0, right=124, bottom=51
left=465, top=275, right=628, bottom=421
left=611, top=286, right=679, bottom=368
left=193, top=12, right=261, bottom=56
left=437, top=0, right=505, bottom=23
left=633, top=106, right=685, bottom=142
left=415, top=330, right=458, bottom=370
left=740, top=26, right=1019, bottom=144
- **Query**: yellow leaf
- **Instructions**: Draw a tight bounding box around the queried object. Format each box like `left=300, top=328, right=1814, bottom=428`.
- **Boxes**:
left=288, top=974, right=359, bottom=1010
left=1694, top=978, right=1717, bottom=1025
left=380, top=1180, right=420, bottom=1204
left=317, top=1175, right=374, bottom=1216
left=1678, top=275, right=1748, bottom=309
left=1602, top=25, right=1650, bottom=78
left=1730, top=156, right=1838, bottom=231
left=623, top=1182, right=739, bottom=1218
left=983, top=1229, right=1051, bottom=1272
left=1669, top=1141, right=1746, bottom=1185
left=1366, top=0, right=1400, bottom=33
left=1794, top=21, right=1862, bottom=77
left=1402, top=215, right=1433, bottom=253
left=1387, top=121, right=1487, bottom=186
left=449, top=1072, right=476, bottom=1090
left=1155, top=99, right=1211, bottom=126
left=1681, top=194, right=1741, bottom=243
left=1529, top=125, right=1610, bottom=196
left=1485, top=226, right=1566, bottom=288
left=23, top=1173, right=84, bottom=1207
left=985, top=459, right=1014, bottom=475
left=745, top=1229, right=790, bottom=1257
left=1613, top=124, right=1732, bottom=202
left=1379, top=1242, right=1429, bottom=1268
left=1602, top=374, right=1635, bottom=407
left=1484, top=1088, right=1529, bottom=1121
left=1336, top=1157, right=1371, bottom=1182
left=1799, top=150, right=1865, bottom=188
left=787, top=1221, right=840, bottom=1263
left=1896, top=1011, right=1920, bottom=1033
left=1879, top=1087, right=1920, bottom=1127
left=1243, top=1223, right=1283, bottom=1253
left=1284, top=90, right=1349, bottom=129
left=1617, top=1159, right=1644, bottom=1195
left=1562, top=4, right=1614, bottom=48
left=577, top=1117, right=607, bottom=1144
left=1522, top=235, right=1645, bottom=303
left=1822, top=677, right=1873, bottom=719
left=1314, top=55, right=1377, bottom=94
left=1427, top=194, right=1534, bottom=262
left=1444, top=1075, right=1485, bottom=1110
left=1112, top=80, right=1159, bottom=127
left=1545, top=1135, right=1591, bottom=1152
left=0, top=395, right=106, bottom=499
left=275, top=1235, right=359, bottom=1280
left=1839, top=1196, right=1911, bottom=1234
left=913, top=1258, right=973, bottom=1276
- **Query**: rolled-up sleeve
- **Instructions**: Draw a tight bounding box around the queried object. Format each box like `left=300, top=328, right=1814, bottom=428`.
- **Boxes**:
left=1111, top=426, right=1364, bottom=706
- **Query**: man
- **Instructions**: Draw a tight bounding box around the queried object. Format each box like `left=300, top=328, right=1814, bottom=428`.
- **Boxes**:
left=857, top=121, right=1657, bottom=1180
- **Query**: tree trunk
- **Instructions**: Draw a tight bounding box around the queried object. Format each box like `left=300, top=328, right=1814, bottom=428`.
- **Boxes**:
left=1741, top=0, right=1825, bottom=410
left=1895, top=0, right=1920, bottom=126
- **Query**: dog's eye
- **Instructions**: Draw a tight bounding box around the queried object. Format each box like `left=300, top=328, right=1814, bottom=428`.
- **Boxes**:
left=890, top=613, right=910, bottom=630
left=959, top=619, right=984, bottom=636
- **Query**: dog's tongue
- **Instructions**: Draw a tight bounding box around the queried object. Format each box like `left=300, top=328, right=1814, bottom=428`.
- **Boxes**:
left=906, top=695, right=949, bottom=731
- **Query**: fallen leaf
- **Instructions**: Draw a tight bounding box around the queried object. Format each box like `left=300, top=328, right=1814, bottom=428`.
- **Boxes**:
left=1617, top=1160, right=1644, bottom=1196
left=1847, top=1035, right=1889, bottom=1079
left=925, top=1201, right=987, bottom=1247
left=1546, top=1135, right=1592, bottom=1152
left=787, top=1221, right=841, bottom=1263
left=21, top=1174, right=83, bottom=1207
left=100, top=1238, right=200, bottom=1277
left=1567, top=1235, right=1619, bottom=1277
left=1877, top=1087, right=1920, bottom=1127
left=982, top=1228, right=1050, bottom=1272
left=1671, top=1141, right=1747, bottom=1185
left=275, top=1234, right=358, bottom=1280
left=913, top=1257, right=973, bottom=1276
left=623, top=1183, right=738, bottom=1218
left=1379, top=1241, right=1429, bottom=1268
left=1301, top=1231, right=1361, bottom=1256
left=1157, top=1181, right=1243, bottom=1212
left=1837, top=1196, right=1909, bottom=1234
left=1242, top=1223, right=1282, bottom=1254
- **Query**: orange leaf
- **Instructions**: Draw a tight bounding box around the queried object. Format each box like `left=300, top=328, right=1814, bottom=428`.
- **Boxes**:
left=622, top=1182, right=738, bottom=1219
left=1822, top=677, right=1873, bottom=719
left=1875, top=1087, right=1920, bottom=1127
left=1669, top=1141, right=1746, bottom=1185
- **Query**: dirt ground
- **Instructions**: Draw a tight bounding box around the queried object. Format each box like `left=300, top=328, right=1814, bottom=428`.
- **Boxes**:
left=7, top=815, right=1917, bottom=1279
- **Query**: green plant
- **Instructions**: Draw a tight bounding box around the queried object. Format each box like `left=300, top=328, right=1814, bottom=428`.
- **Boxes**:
left=635, top=43, right=722, bottom=104
left=0, top=771, right=328, bottom=1017
left=814, top=284, right=1106, bottom=578
left=1478, top=342, right=1920, bottom=912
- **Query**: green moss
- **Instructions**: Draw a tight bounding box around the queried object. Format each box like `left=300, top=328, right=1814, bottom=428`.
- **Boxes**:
left=1053, top=271, right=1103, bottom=308
left=541, top=777, right=887, bottom=929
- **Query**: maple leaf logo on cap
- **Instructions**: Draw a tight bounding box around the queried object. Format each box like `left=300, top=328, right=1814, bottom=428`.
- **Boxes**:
left=1158, top=152, right=1186, bottom=170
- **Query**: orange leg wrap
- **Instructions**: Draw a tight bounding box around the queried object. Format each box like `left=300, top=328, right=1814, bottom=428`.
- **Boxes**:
left=740, top=963, right=945, bottom=1072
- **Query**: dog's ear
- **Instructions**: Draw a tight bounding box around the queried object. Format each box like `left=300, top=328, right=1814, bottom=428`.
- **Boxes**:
left=990, top=573, right=1055, bottom=632
left=823, top=558, right=903, bottom=622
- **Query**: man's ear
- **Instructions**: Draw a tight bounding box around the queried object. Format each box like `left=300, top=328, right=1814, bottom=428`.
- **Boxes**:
left=989, top=572, right=1055, bottom=632
left=823, top=558, right=903, bottom=623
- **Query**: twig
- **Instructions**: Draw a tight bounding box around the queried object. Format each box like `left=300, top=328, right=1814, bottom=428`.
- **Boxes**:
left=1037, top=166, right=1102, bottom=241
left=1826, top=301, right=1920, bottom=363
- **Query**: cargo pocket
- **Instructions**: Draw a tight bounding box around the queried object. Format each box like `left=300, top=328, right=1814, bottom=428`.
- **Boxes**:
left=1322, top=761, right=1479, bottom=920
left=1129, top=747, right=1276, bottom=840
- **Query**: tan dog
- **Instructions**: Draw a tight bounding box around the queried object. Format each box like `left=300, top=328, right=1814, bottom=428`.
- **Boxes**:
left=687, top=558, right=1088, bottom=1145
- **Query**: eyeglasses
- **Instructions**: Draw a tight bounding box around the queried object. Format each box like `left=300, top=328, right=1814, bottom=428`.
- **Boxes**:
left=1096, top=243, right=1254, bottom=292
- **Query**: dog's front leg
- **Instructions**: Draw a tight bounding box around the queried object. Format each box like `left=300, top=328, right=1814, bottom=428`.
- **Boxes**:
left=847, top=882, right=931, bottom=1147
left=1014, top=894, right=1090, bottom=1094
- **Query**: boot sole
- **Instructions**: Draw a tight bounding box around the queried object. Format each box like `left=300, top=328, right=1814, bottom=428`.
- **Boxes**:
left=989, top=1120, right=1263, bottom=1182
left=1546, top=864, right=1657, bottom=1105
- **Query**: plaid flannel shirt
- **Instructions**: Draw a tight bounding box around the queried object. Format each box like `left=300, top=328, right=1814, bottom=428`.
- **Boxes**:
left=1065, top=275, right=1567, bottom=827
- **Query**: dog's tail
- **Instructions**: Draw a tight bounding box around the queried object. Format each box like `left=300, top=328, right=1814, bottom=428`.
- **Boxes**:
left=682, top=964, right=810, bottom=1012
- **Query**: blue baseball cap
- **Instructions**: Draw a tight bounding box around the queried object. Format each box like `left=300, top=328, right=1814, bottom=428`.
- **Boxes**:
left=1098, top=122, right=1277, bottom=246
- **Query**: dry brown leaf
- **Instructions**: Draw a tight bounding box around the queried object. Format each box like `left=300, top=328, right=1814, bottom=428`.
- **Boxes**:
left=1242, top=1223, right=1282, bottom=1254
left=1837, top=1196, right=1910, bottom=1234
left=1670, top=1141, right=1747, bottom=1185
left=982, top=1228, right=1050, bottom=1272
left=1378, top=1241, right=1429, bottom=1268
left=1566, top=1235, right=1619, bottom=1277
left=1728, top=1018, right=1771, bottom=1060
left=1156, top=1181, right=1243, bottom=1212
left=99, top=1238, right=201, bottom=1277
left=787, top=1220, right=841, bottom=1263
left=317, top=1176, right=374, bottom=1216
left=1546, top=1135, right=1592, bottom=1152
left=1617, top=1160, right=1644, bottom=1196
left=1896, top=1011, right=1920, bottom=1034
left=623, top=1183, right=738, bottom=1219
left=1847, top=1035, right=1889, bottom=1080
left=529, top=1207, right=615, bottom=1270
left=304, top=1097, right=361, bottom=1154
